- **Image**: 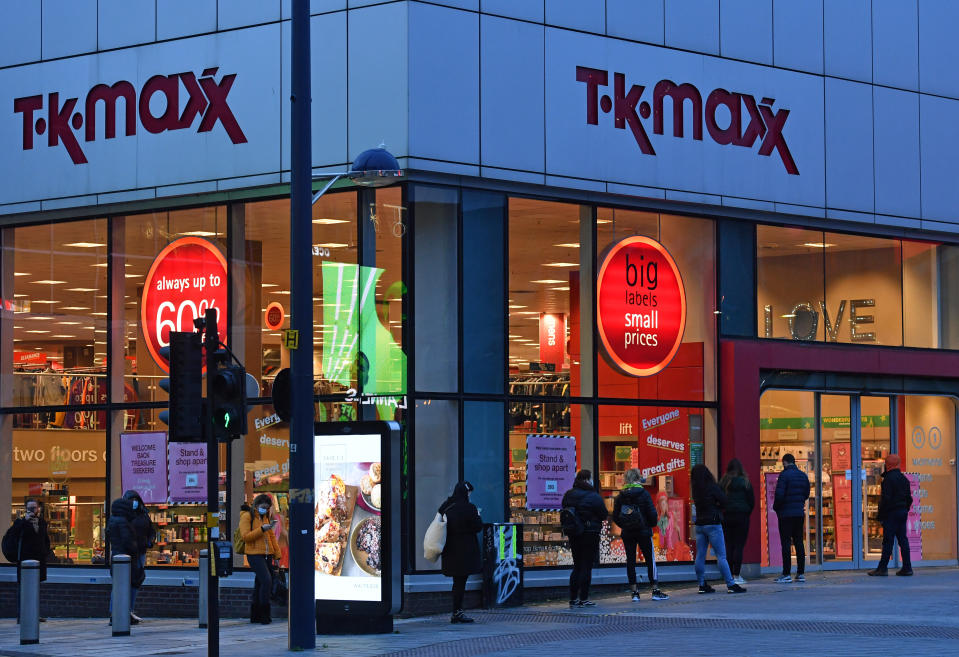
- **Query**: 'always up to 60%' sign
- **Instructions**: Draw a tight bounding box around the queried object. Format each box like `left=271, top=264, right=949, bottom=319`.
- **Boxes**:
left=141, top=237, right=228, bottom=371
left=596, top=236, right=686, bottom=377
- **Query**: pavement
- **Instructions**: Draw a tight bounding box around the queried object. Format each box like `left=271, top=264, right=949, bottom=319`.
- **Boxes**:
left=1, top=568, right=958, bottom=656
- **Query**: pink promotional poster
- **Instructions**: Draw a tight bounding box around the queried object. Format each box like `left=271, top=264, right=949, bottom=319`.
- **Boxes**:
left=764, top=472, right=781, bottom=568
left=525, top=434, right=576, bottom=510
left=905, top=472, right=922, bottom=561
left=120, top=432, right=167, bottom=504
left=168, top=442, right=207, bottom=503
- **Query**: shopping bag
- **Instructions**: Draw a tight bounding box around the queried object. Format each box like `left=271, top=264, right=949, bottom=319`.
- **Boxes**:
left=271, top=567, right=288, bottom=605
left=423, top=512, right=447, bottom=562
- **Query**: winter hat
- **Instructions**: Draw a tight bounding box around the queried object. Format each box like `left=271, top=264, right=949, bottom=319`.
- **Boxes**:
left=885, top=453, right=901, bottom=470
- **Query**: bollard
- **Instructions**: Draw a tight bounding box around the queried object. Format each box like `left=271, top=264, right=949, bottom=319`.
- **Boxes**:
left=19, top=560, right=40, bottom=645
left=198, top=550, right=209, bottom=628
left=111, top=554, right=132, bottom=637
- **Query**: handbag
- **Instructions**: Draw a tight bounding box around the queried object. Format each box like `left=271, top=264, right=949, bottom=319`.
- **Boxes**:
left=423, top=512, right=447, bottom=562
left=270, top=565, right=288, bottom=605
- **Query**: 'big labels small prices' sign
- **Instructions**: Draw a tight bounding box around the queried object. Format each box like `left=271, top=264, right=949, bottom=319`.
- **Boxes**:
left=596, top=236, right=685, bottom=377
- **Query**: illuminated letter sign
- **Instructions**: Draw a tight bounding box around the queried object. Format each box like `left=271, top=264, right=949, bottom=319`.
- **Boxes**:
left=141, top=237, right=228, bottom=372
left=596, top=236, right=686, bottom=377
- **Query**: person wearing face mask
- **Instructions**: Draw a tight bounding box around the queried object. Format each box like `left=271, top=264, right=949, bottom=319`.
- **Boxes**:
left=106, top=494, right=143, bottom=625
left=561, top=470, right=608, bottom=608
left=240, top=494, right=281, bottom=624
left=4, top=498, right=52, bottom=623
left=438, top=481, right=483, bottom=624
left=122, top=490, right=155, bottom=622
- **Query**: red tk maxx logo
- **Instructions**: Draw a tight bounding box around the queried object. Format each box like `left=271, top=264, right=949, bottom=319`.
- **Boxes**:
left=576, top=66, right=798, bottom=175
left=13, top=67, right=247, bottom=165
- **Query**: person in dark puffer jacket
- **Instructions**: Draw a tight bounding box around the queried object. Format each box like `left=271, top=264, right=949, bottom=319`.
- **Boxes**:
left=439, top=481, right=483, bottom=624
left=868, top=454, right=914, bottom=577
left=719, top=458, right=755, bottom=584
left=106, top=496, right=143, bottom=625
left=612, top=469, right=667, bottom=601
left=123, top=490, right=155, bottom=623
left=773, top=453, right=811, bottom=583
left=562, top=470, right=608, bottom=607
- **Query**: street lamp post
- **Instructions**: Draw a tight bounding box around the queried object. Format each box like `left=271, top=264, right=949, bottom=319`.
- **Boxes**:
left=289, top=3, right=402, bottom=648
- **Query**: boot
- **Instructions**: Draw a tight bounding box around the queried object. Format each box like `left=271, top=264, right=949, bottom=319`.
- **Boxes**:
left=451, top=609, right=475, bottom=624
left=259, top=602, right=273, bottom=624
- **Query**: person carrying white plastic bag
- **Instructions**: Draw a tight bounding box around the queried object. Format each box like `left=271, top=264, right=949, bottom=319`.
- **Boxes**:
left=423, top=509, right=447, bottom=562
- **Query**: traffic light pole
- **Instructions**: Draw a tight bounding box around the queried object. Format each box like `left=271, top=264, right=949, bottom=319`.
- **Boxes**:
left=204, top=308, right=219, bottom=657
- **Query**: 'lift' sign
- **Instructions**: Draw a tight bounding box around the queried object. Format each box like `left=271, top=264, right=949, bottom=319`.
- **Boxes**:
left=596, top=236, right=686, bottom=377
left=141, top=237, right=228, bottom=372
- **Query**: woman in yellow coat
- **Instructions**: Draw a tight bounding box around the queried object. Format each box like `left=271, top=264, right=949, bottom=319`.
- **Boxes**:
left=240, top=494, right=282, bottom=623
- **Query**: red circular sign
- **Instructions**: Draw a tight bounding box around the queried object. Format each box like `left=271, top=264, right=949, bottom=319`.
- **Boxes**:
left=596, top=236, right=686, bottom=377
left=264, top=302, right=285, bottom=330
left=141, top=237, right=228, bottom=372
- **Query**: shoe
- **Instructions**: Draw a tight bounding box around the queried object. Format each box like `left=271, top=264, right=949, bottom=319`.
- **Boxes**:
left=451, top=610, right=475, bottom=624
left=259, top=603, right=273, bottom=624
left=733, top=575, right=746, bottom=585
left=795, top=574, right=806, bottom=583
left=569, top=599, right=580, bottom=608
left=631, top=592, right=640, bottom=602
left=727, top=583, right=747, bottom=594
left=698, top=583, right=715, bottom=594
left=38, top=617, right=47, bottom=622
left=651, top=589, right=669, bottom=601
left=250, top=603, right=258, bottom=623
left=867, top=568, right=888, bottom=577
left=896, top=568, right=914, bottom=576
left=130, top=613, right=143, bottom=623
left=578, top=599, right=596, bottom=606
left=774, top=575, right=793, bottom=583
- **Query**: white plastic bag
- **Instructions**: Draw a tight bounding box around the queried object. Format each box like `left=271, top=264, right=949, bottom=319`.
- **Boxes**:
left=423, top=512, right=447, bottom=562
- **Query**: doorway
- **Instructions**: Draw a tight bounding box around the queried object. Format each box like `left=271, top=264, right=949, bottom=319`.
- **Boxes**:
left=759, top=390, right=897, bottom=571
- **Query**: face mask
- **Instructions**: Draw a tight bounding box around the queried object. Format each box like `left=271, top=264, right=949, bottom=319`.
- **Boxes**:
left=132, top=501, right=139, bottom=510
left=586, top=479, right=594, bottom=487
left=258, top=506, right=269, bottom=515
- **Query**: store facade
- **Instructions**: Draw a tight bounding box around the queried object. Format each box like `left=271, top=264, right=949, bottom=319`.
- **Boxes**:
left=1, top=1, right=958, bottom=613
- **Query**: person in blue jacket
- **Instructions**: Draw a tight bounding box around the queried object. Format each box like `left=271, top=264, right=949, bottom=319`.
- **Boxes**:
left=773, top=453, right=811, bottom=583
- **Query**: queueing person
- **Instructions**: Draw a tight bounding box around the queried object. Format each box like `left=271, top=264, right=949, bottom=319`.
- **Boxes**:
left=719, top=458, right=755, bottom=585
left=612, top=469, right=668, bottom=601
left=562, top=469, right=608, bottom=607
left=691, top=464, right=746, bottom=594
left=438, top=481, right=483, bottom=624
left=106, top=494, right=143, bottom=625
left=124, top=490, right=155, bottom=623
left=240, top=494, right=282, bottom=624
left=868, top=454, right=914, bottom=577
left=773, top=453, right=811, bottom=583
left=4, top=498, right=52, bottom=623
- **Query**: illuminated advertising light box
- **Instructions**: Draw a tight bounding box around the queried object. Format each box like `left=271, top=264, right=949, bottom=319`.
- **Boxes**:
left=596, top=235, right=686, bottom=377
left=314, top=421, right=401, bottom=629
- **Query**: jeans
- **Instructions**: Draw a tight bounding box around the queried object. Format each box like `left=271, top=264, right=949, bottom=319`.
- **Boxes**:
left=569, top=532, right=600, bottom=601
left=451, top=575, right=468, bottom=612
left=723, top=513, right=750, bottom=577
left=622, top=534, right=657, bottom=587
left=109, top=552, right=145, bottom=614
left=247, top=554, right=272, bottom=606
left=694, top=524, right=734, bottom=587
left=877, top=508, right=912, bottom=570
left=777, top=515, right=806, bottom=576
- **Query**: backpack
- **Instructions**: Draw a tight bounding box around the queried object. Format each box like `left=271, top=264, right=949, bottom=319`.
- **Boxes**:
left=2, top=524, right=21, bottom=563
left=617, top=501, right=647, bottom=532
left=232, top=525, right=246, bottom=555
left=560, top=506, right=585, bottom=538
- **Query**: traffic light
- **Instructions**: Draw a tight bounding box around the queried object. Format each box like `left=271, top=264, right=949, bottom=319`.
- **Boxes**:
left=158, top=331, right=203, bottom=441
left=211, top=363, right=248, bottom=441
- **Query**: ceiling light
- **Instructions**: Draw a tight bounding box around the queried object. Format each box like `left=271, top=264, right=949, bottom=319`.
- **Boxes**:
left=26, top=315, right=53, bottom=320
left=272, top=290, right=290, bottom=295
left=83, top=326, right=95, bottom=330
left=542, top=262, right=578, bottom=268
left=33, top=280, right=66, bottom=285
left=64, top=242, right=106, bottom=248
left=801, top=242, right=835, bottom=248
left=25, top=330, right=49, bottom=334
left=14, top=272, right=29, bottom=276
left=60, top=306, right=90, bottom=311
left=530, top=279, right=564, bottom=284
left=179, top=230, right=218, bottom=237
left=59, top=321, right=81, bottom=325
left=51, top=334, right=76, bottom=338
left=513, top=311, right=539, bottom=315
left=596, top=219, right=611, bottom=224
left=312, top=218, right=350, bottom=225
left=94, top=329, right=106, bottom=333
left=66, top=288, right=97, bottom=292
left=13, top=294, right=26, bottom=298
left=125, top=273, right=143, bottom=278
left=94, top=340, right=106, bottom=345
left=554, top=243, right=580, bottom=248
left=315, top=242, right=348, bottom=248
left=550, top=286, right=570, bottom=291
left=509, top=334, right=522, bottom=338
left=91, top=312, right=107, bottom=316
left=29, top=300, right=58, bottom=305
left=261, top=283, right=278, bottom=288
left=508, top=305, right=526, bottom=309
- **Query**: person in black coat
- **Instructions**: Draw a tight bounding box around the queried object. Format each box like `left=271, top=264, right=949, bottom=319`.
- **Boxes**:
left=691, top=464, right=745, bottom=594
left=612, top=469, right=667, bottom=601
left=7, top=498, right=52, bottom=623
left=719, top=458, right=755, bottom=584
left=562, top=469, right=608, bottom=607
left=123, top=490, right=155, bottom=621
left=868, top=453, right=914, bottom=577
left=106, top=496, right=143, bottom=625
left=773, top=453, right=811, bottom=583
left=439, top=481, right=483, bottom=623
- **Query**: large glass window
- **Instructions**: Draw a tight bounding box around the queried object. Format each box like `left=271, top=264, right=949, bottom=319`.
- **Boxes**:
left=757, top=226, right=959, bottom=348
